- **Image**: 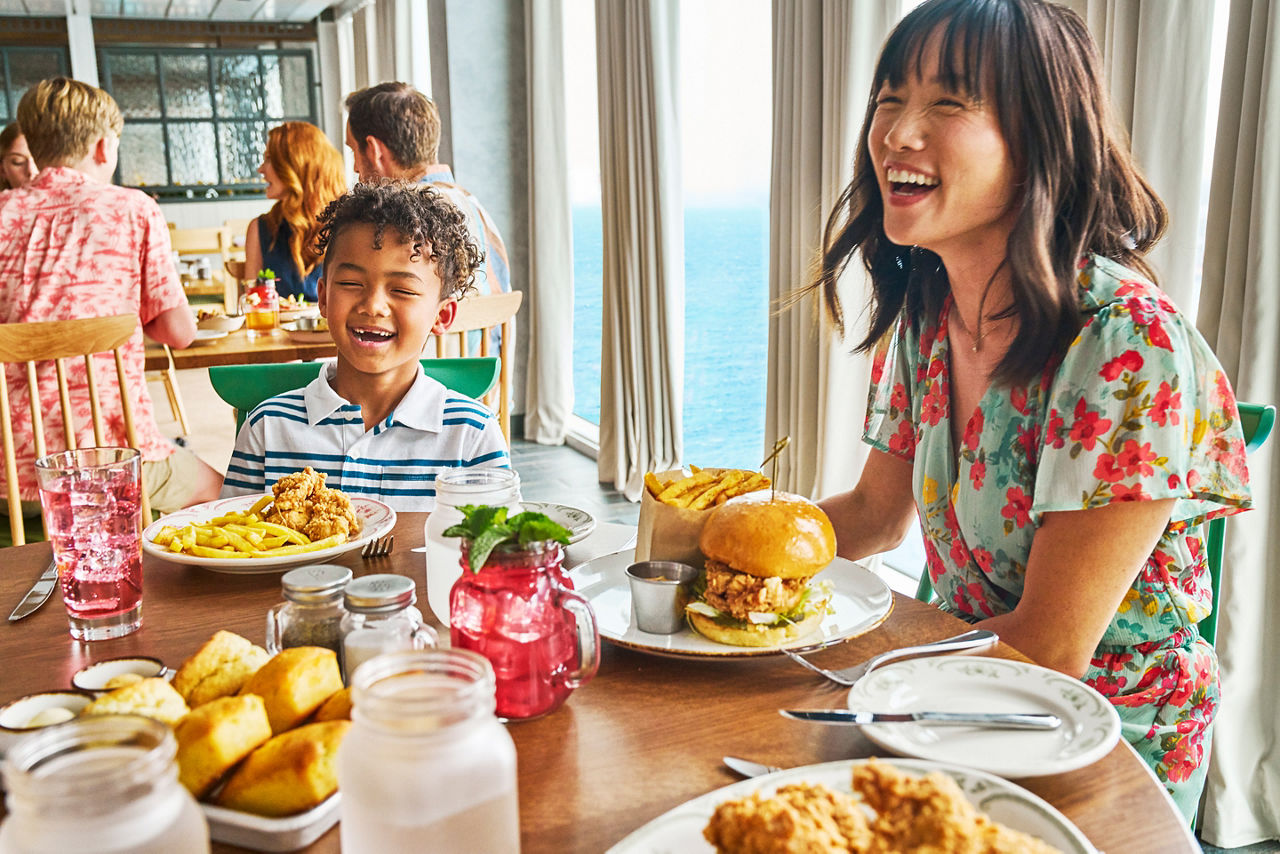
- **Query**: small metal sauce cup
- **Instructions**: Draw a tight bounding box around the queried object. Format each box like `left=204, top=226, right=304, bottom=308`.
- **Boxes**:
left=625, top=561, right=699, bottom=634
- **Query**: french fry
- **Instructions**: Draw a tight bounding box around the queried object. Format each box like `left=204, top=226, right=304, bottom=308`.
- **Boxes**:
left=690, top=470, right=745, bottom=510
left=251, top=533, right=346, bottom=558
left=149, top=496, right=353, bottom=559
left=644, top=472, right=666, bottom=497
left=660, top=471, right=717, bottom=506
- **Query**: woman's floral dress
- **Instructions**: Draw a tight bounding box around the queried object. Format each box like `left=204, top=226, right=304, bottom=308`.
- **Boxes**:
left=865, top=255, right=1251, bottom=818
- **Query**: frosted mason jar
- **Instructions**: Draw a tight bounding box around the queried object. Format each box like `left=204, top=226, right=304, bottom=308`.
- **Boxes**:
left=337, top=649, right=519, bottom=854
left=424, top=468, right=522, bottom=626
left=0, top=714, right=209, bottom=854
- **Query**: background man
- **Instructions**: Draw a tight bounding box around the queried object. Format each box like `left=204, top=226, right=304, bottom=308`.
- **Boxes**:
left=0, top=77, right=223, bottom=513
left=343, top=81, right=510, bottom=297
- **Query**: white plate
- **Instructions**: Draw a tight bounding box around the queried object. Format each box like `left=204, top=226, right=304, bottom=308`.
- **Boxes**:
left=204, top=794, right=340, bottom=852
left=846, top=657, right=1122, bottom=778
left=281, top=320, right=332, bottom=344
left=521, top=501, right=596, bottom=544
left=606, top=758, right=1097, bottom=853
left=567, top=549, right=893, bottom=659
left=189, top=329, right=229, bottom=346
left=143, top=494, right=397, bottom=574
left=278, top=305, right=320, bottom=322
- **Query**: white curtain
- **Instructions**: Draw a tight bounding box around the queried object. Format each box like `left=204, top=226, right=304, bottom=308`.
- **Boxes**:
left=523, top=0, right=576, bottom=445
left=766, top=0, right=898, bottom=499
left=594, top=0, right=684, bottom=500
left=1195, top=0, right=1280, bottom=844
left=1062, top=0, right=1216, bottom=313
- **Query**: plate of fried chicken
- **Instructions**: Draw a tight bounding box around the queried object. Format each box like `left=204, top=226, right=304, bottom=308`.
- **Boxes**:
left=144, top=469, right=396, bottom=573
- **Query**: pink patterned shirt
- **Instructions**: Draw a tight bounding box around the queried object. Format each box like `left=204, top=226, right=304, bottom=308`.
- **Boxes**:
left=0, top=167, right=185, bottom=500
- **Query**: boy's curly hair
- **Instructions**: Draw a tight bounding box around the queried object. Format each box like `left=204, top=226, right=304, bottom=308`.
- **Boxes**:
left=314, top=181, right=483, bottom=299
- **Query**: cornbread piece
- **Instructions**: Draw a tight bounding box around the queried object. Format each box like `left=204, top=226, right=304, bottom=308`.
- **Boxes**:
left=312, top=686, right=352, bottom=722
left=240, top=646, right=343, bottom=733
left=103, top=672, right=145, bottom=690
left=82, top=677, right=189, bottom=726
left=174, top=694, right=273, bottom=798
left=704, top=782, right=872, bottom=854
left=216, top=720, right=350, bottom=817
left=173, top=630, right=270, bottom=707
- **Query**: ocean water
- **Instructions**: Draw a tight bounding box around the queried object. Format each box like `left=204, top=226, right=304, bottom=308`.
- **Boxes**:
left=572, top=206, right=769, bottom=470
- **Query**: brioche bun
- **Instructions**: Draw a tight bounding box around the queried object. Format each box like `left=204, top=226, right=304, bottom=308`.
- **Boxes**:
left=687, top=608, right=827, bottom=647
left=698, top=490, right=835, bottom=580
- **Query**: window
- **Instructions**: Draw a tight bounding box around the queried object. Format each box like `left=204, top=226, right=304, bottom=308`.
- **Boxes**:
left=0, top=46, right=69, bottom=123
left=98, top=48, right=316, bottom=200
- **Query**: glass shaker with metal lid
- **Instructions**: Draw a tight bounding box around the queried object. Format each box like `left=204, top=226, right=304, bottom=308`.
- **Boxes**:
left=266, top=564, right=352, bottom=655
left=339, top=574, right=438, bottom=683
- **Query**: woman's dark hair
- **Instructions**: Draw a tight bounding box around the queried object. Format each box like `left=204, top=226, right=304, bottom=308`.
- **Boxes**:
left=808, top=0, right=1166, bottom=384
left=315, top=181, right=483, bottom=299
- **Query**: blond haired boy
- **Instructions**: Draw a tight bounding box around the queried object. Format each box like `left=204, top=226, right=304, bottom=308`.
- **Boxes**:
left=0, top=77, right=223, bottom=512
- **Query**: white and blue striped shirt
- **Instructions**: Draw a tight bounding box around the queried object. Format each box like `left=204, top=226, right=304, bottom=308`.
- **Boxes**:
left=221, top=363, right=509, bottom=512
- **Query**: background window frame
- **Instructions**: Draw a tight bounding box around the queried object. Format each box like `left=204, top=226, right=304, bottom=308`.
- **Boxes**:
left=0, top=45, right=70, bottom=122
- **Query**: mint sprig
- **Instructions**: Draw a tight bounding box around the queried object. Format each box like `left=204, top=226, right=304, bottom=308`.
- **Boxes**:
left=442, top=504, right=571, bottom=571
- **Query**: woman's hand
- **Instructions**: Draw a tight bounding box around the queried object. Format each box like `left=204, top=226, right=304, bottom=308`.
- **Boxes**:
left=819, top=449, right=917, bottom=562
left=978, top=498, right=1176, bottom=677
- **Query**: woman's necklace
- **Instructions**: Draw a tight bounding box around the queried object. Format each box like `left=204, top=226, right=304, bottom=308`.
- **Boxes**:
left=948, top=303, right=986, bottom=353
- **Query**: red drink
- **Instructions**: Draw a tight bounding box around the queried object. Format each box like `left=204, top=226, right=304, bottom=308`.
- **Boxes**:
left=449, top=542, right=599, bottom=720
left=36, top=449, right=143, bottom=641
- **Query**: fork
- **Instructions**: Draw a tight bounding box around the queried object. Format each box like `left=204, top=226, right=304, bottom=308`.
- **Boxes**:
left=361, top=534, right=395, bottom=558
left=783, top=629, right=998, bottom=687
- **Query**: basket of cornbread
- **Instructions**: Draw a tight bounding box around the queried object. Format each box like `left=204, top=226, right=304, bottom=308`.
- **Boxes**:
left=78, top=630, right=352, bottom=851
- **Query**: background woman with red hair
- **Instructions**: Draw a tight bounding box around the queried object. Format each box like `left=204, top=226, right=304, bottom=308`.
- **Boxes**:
left=244, top=122, right=346, bottom=301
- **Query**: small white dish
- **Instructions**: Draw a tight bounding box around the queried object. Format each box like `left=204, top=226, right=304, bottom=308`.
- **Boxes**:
left=203, top=794, right=341, bottom=852
left=846, top=657, right=1122, bottom=778
left=197, top=314, right=246, bottom=333
left=72, top=657, right=169, bottom=694
left=521, top=501, right=596, bottom=544
left=0, top=691, right=92, bottom=755
left=189, top=329, right=230, bottom=347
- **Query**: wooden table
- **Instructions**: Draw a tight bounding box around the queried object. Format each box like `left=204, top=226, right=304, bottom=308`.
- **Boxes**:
left=145, top=328, right=335, bottom=372
left=0, top=515, right=1197, bottom=853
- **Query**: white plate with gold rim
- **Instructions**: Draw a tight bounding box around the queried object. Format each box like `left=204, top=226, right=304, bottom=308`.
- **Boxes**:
left=607, top=757, right=1097, bottom=853
left=846, top=657, right=1121, bottom=778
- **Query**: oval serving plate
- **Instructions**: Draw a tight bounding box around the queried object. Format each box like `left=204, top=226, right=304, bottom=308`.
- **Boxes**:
left=521, top=501, right=596, bottom=544
left=143, top=494, right=396, bottom=574
left=846, top=657, right=1122, bottom=778
left=607, top=758, right=1097, bottom=853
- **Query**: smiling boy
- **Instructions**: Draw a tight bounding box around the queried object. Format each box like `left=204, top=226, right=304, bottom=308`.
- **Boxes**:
left=220, top=182, right=510, bottom=510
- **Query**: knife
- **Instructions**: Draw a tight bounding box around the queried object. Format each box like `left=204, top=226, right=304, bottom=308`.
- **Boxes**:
left=780, top=709, right=1062, bottom=730
left=9, top=560, right=59, bottom=622
left=723, top=756, right=783, bottom=778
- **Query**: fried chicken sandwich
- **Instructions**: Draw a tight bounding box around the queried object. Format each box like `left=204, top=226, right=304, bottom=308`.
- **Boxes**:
left=686, top=490, right=836, bottom=647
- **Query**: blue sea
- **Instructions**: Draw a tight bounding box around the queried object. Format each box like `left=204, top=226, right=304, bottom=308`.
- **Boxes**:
left=571, top=205, right=769, bottom=470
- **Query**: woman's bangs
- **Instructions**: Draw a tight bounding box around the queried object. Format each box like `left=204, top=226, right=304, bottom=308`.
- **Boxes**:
left=876, top=0, right=1013, bottom=101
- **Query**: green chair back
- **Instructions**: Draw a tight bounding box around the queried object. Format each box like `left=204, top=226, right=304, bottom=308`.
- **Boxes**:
left=207, top=357, right=501, bottom=432
left=911, top=401, right=1277, bottom=624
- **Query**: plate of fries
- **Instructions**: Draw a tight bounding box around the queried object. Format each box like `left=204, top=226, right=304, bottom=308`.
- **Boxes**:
left=142, top=494, right=396, bottom=573
left=644, top=467, right=771, bottom=509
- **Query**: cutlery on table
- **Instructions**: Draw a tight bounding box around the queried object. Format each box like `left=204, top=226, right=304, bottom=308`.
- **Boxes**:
left=722, top=756, right=783, bottom=778
left=9, top=560, right=58, bottom=622
left=784, top=628, right=998, bottom=687
left=779, top=709, right=1062, bottom=730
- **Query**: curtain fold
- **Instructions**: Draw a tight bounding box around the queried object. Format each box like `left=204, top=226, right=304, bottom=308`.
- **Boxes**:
left=523, top=0, right=576, bottom=445
left=594, top=0, right=684, bottom=500
left=766, top=0, right=897, bottom=499
left=1195, top=0, right=1280, bottom=844
left=1061, top=0, right=1215, bottom=312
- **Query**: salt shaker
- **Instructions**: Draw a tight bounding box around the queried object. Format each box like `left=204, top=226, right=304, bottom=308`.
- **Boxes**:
left=339, top=574, right=438, bottom=683
left=266, top=564, right=351, bottom=655
left=0, top=715, right=210, bottom=853
left=424, top=468, right=522, bottom=627
left=337, top=649, right=519, bottom=854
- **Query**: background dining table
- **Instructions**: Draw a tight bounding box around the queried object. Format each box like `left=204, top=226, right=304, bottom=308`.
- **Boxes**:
left=144, top=327, right=336, bottom=372
left=0, top=513, right=1199, bottom=853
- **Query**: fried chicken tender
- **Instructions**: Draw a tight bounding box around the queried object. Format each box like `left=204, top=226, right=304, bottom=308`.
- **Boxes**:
left=703, top=760, right=1063, bottom=854
left=264, top=468, right=360, bottom=543
left=704, top=783, right=872, bottom=854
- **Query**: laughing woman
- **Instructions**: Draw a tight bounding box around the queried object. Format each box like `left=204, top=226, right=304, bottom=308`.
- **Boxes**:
left=810, top=0, right=1250, bottom=818
left=244, top=122, right=346, bottom=301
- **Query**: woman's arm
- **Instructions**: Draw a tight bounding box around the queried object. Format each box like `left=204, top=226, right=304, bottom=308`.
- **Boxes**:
left=244, top=217, right=263, bottom=279
left=977, top=497, right=1175, bottom=677
left=819, top=449, right=917, bottom=562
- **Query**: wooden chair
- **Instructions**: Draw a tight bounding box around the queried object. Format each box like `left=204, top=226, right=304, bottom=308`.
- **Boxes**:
left=150, top=344, right=190, bottom=437
left=0, top=315, right=152, bottom=546
left=438, top=291, right=522, bottom=442
left=208, top=357, right=501, bottom=433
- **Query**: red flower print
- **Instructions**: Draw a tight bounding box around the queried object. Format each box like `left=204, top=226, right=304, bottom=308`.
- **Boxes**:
left=1069, top=398, right=1112, bottom=450
left=969, top=460, right=986, bottom=490
left=952, top=583, right=996, bottom=618
left=1187, top=469, right=1201, bottom=489
left=1017, top=424, right=1041, bottom=462
left=1162, top=738, right=1202, bottom=784
left=1088, top=673, right=1125, bottom=697
left=1001, top=487, right=1032, bottom=529
left=1100, top=349, right=1144, bottom=381
left=1010, top=386, right=1029, bottom=414
left=1117, top=439, right=1157, bottom=478
left=921, top=382, right=946, bottom=426
left=925, top=542, right=946, bottom=583
left=1146, top=318, right=1173, bottom=351
left=1116, top=279, right=1143, bottom=296
left=962, top=410, right=984, bottom=450
left=870, top=350, right=886, bottom=385
left=1094, top=453, right=1124, bottom=483
left=928, top=356, right=944, bottom=378
left=1110, top=482, right=1148, bottom=501
left=1167, top=473, right=1181, bottom=489
left=1148, top=382, right=1181, bottom=427
left=971, top=547, right=994, bottom=573
left=1045, top=409, right=1066, bottom=449
left=890, top=383, right=909, bottom=412
left=1214, top=372, right=1233, bottom=408
left=949, top=538, right=970, bottom=567
left=888, top=419, right=915, bottom=454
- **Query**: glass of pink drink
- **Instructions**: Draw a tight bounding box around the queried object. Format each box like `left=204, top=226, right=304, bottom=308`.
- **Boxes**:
left=35, top=448, right=144, bottom=641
